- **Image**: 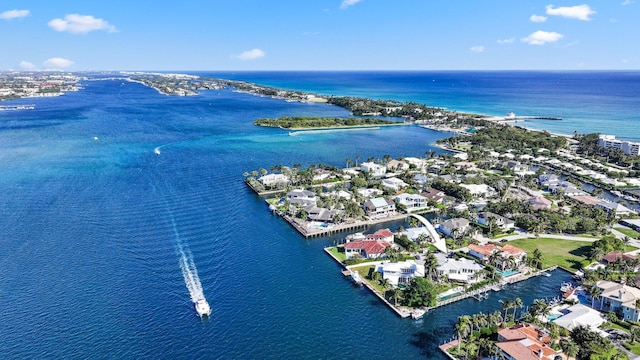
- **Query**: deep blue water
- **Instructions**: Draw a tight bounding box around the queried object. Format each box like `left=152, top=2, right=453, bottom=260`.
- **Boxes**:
left=204, top=71, right=640, bottom=141
left=0, top=72, right=626, bottom=359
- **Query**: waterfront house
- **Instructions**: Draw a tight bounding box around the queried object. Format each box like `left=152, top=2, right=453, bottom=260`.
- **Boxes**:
left=595, top=280, right=640, bottom=321
left=496, top=324, right=562, bottom=360
left=305, top=206, right=341, bottom=223
left=364, top=228, right=395, bottom=243
left=596, top=200, right=636, bottom=217
left=364, top=197, right=396, bottom=218
left=381, top=177, right=408, bottom=191
left=258, top=173, right=289, bottom=187
left=376, top=260, right=425, bottom=287
left=422, top=188, right=447, bottom=204
left=343, top=240, right=390, bottom=259
left=601, top=251, right=638, bottom=270
left=552, top=303, right=605, bottom=332
left=475, top=212, right=515, bottom=231
left=414, top=173, right=431, bottom=186
left=467, top=243, right=499, bottom=262
left=538, top=174, right=559, bottom=187
left=287, top=189, right=317, bottom=206
left=360, top=162, right=387, bottom=177
left=436, top=258, right=484, bottom=284
left=394, top=193, right=428, bottom=211
left=438, top=218, right=471, bottom=238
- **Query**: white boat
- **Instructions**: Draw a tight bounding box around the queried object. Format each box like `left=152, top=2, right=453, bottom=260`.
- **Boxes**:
left=154, top=148, right=161, bottom=155
left=350, top=270, right=363, bottom=286
left=560, top=282, right=573, bottom=293
left=541, top=271, right=551, bottom=277
left=194, top=298, right=211, bottom=318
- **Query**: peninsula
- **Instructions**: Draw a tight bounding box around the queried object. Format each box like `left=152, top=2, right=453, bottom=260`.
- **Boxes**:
left=253, top=116, right=404, bottom=130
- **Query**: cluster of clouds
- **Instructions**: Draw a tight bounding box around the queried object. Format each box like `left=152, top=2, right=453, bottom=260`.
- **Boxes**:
left=3, top=7, right=267, bottom=68
left=472, top=3, right=602, bottom=53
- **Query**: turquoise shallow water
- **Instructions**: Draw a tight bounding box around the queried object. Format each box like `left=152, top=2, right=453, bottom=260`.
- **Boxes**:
left=0, top=72, right=621, bottom=359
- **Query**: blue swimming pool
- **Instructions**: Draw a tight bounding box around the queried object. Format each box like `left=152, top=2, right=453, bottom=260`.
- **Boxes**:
left=499, top=269, right=520, bottom=277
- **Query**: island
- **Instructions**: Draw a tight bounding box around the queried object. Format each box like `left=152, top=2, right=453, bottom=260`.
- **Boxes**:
left=253, top=116, right=406, bottom=130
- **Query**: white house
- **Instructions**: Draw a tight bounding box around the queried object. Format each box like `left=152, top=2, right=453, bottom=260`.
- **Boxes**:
left=357, top=188, right=384, bottom=198
left=437, top=258, right=484, bottom=284
left=343, top=240, right=390, bottom=259
left=287, top=189, right=317, bottom=206
left=365, top=228, right=395, bottom=243
left=595, top=280, right=640, bottom=322
left=394, top=193, right=428, bottom=211
left=381, top=177, right=408, bottom=191
left=460, top=184, right=494, bottom=198
left=376, top=260, right=425, bottom=287
left=360, top=162, right=387, bottom=177
left=363, top=197, right=396, bottom=218
left=258, top=173, right=289, bottom=186
left=439, top=218, right=471, bottom=238
left=476, top=212, right=515, bottom=231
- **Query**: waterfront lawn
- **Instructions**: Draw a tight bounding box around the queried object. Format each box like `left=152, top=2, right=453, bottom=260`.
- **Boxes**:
left=508, top=238, right=592, bottom=271
left=615, top=227, right=640, bottom=239
left=326, top=247, right=346, bottom=263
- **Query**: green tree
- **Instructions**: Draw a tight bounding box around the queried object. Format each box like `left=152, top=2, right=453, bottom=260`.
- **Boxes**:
left=403, top=277, right=437, bottom=308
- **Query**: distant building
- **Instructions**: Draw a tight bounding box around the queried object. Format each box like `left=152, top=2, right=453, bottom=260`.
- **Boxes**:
left=476, top=212, right=515, bottom=231
left=360, top=162, right=387, bottom=177
left=528, top=196, right=552, bottom=211
left=381, top=177, right=408, bottom=191
left=422, top=188, right=447, bottom=204
left=598, top=135, right=640, bottom=156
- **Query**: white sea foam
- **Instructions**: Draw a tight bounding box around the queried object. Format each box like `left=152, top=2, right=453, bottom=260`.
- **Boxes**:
left=170, top=215, right=205, bottom=303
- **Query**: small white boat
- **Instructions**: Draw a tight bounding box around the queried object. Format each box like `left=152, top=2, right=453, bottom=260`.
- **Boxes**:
left=560, top=282, right=573, bottom=293
left=541, top=272, right=551, bottom=277
left=350, top=270, right=363, bottom=286
left=154, top=148, right=161, bottom=155
left=195, top=298, right=211, bottom=318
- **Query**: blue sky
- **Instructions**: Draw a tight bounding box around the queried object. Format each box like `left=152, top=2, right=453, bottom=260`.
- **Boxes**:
left=1, top=0, right=637, bottom=71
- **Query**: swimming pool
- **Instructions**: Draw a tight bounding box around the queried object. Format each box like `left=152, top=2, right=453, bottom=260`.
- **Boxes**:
left=499, top=269, right=520, bottom=277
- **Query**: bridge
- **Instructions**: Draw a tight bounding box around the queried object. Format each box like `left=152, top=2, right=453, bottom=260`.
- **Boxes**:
left=408, top=214, right=447, bottom=253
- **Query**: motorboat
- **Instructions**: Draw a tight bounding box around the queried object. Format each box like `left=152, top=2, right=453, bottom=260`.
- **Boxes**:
left=195, top=298, right=211, bottom=318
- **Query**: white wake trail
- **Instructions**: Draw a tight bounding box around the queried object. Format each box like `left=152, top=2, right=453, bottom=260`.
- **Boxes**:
left=170, top=214, right=205, bottom=303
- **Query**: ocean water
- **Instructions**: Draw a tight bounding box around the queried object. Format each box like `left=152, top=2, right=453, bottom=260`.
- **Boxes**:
left=0, top=72, right=625, bottom=359
left=206, top=71, right=640, bottom=141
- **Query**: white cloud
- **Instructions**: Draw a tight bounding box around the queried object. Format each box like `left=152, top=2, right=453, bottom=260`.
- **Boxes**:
left=530, top=14, right=548, bottom=23
left=622, top=59, right=630, bottom=63
left=497, top=38, right=515, bottom=44
left=43, top=57, right=74, bottom=68
left=340, top=0, right=362, bottom=9
left=19, top=61, right=35, bottom=69
left=545, top=4, right=596, bottom=21
left=237, top=48, right=266, bottom=61
left=522, top=30, right=563, bottom=45
left=470, top=46, right=485, bottom=53
left=622, top=0, right=634, bottom=5
left=0, top=9, right=30, bottom=20
left=48, top=14, right=117, bottom=34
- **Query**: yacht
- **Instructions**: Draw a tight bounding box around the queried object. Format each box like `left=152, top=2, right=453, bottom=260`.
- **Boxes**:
left=195, top=298, right=211, bottom=318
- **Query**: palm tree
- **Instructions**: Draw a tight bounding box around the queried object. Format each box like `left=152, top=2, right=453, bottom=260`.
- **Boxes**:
left=560, top=340, right=579, bottom=360
left=500, top=299, right=513, bottom=323
left=455, top=316, right=471, bottom=353
left=590, top=284, right=602, bottom=309
left=512, top=297, right=523, bottom=320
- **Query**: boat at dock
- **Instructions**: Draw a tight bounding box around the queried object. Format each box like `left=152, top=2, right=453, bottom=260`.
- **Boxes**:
left=350, top=270, right=364, bottom=286
left=194, top=298, right=211, bottom=318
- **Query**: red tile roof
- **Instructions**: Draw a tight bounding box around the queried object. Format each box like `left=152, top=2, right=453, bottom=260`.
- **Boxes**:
left=468, top=243, right=499, bottom=256
left=497, top=325, right=558, bottom=360
left=343, top=240, right=390, bottom=256
left=501, top=244, right=526, bottom=256
left=366, top=228, right=394, bottom=240
left=602, top=251, right=636, bottom=263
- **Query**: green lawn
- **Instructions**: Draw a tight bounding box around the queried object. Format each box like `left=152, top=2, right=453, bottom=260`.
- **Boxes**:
left=326, top=247, right=346, bottom=263
left=508, top=238, right=592, bottom=271
left=615, top=227, right=640, bottom=239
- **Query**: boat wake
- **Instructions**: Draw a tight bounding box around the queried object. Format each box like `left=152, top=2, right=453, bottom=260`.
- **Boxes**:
left=167, top=205, right=209, bottom=317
